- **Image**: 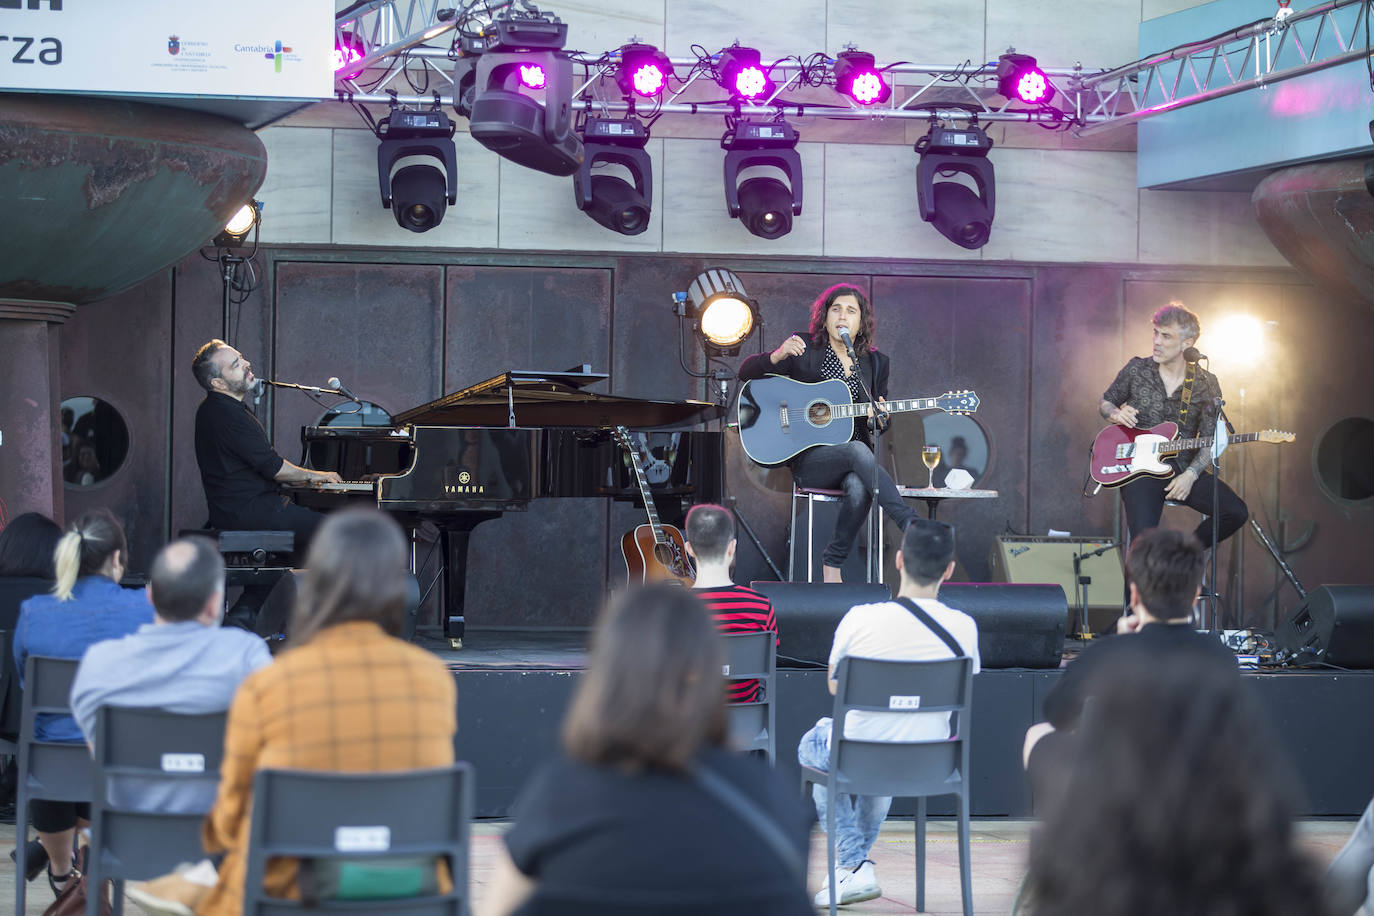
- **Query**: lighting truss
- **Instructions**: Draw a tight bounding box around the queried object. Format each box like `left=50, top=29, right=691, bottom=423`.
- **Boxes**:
left=1072, top=0, right=1372, bottom=135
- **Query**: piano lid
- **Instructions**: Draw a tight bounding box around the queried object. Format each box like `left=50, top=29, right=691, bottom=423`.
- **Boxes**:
left=392, top=369, right=724, bottom=429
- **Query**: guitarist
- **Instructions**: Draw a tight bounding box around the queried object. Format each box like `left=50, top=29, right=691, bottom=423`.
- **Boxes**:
left=739, top=283, right=917, bottom=583
left=1099, top=302, right=1248, bottom=547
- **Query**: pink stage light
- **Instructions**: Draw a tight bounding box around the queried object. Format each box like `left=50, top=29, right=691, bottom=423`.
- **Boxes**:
left=734, top=65, right=768, bottom=99
left=850, top=71, right=885, bottom=104
left=1015, top=70, right=1050, bottom=103
left=519, top=64, right=547, bottom=89
left=632, top=62, right=666, bottom=97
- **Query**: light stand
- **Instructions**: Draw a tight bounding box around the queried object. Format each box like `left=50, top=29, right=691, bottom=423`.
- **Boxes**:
left=1206, top=395, right=1231, bottom=633
left=672, top=292, right=782, bottom=580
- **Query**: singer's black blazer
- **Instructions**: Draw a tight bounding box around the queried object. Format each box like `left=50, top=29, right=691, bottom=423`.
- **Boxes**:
left=738, top=329, right=889, bottom=404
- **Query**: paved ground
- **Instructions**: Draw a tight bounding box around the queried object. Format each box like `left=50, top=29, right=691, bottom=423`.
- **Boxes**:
left=2, top=817, right=1353, bottom=915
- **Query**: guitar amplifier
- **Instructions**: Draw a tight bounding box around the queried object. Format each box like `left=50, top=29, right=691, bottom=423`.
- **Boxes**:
left=988, top=536, right=1125, bottom=632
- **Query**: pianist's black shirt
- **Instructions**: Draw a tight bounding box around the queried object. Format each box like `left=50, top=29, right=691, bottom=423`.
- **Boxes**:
left=194, top=391, right=287, bottom=527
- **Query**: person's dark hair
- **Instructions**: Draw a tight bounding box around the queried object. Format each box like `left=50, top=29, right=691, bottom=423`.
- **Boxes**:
left=1024, top=653, right=1328, bottom=916
left=53, top=509, right=127, bottom=600
left=0, top=512, right=63, bottom=579
left=900, top=518, right=955, bottom=586
left=192, top=339, right=229, bottom=391
left=685, top=503, right=734, bottom=563
left=807, top=283, right=876, bottom=351
left=1152, top=301, right=1200, bottom=344
left=1126, top=527, right=1204, bottom=621
left=562, top=583, right=727, bottom=772
left=148, top=537, right=226, bottom=622
left=289, top=508, right=408, bottom=645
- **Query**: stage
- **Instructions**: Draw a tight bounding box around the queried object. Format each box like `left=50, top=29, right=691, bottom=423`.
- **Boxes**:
left=434, top=628, right=1374, bottom=819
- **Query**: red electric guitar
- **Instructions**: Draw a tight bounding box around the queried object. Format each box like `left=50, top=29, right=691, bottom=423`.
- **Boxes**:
left=1089, top=421, right=1294, bottom=488
left=612, top=426, right=695, bottom=586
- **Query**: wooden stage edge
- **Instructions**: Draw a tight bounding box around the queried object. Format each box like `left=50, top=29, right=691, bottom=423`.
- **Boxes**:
left=430, top=629, right=1374, bottom=819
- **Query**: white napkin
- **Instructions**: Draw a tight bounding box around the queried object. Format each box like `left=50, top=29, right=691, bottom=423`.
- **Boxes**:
left=944, top=469, right=974, bottom=490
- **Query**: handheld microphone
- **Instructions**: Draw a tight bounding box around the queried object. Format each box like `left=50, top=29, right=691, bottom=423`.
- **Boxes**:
left=838, top=325, right=856, bottom=357
left=1183, top=347, right=1207, bottom=362
left=328, top=377, right=362, bottom=403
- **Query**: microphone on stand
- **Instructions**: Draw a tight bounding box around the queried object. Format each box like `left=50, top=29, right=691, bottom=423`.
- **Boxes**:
left=262, top=379, right=330, bottom=394
left=328, top=377, right=362, bottom=403
left=1183, top=347, right=1207, bottom=362
left=838, top=325, right=856, bottom=358
left=1085, top=541, right=1118, bottom=558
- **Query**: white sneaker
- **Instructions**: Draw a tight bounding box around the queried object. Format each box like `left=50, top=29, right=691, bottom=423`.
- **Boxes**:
left=813, top=860, right=881, bottom=906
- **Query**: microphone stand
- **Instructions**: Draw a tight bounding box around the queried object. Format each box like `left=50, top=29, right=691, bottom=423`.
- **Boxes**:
left=1207, top=395, right=1233, bottom=633
left=844, top=338, right=886, bottom=585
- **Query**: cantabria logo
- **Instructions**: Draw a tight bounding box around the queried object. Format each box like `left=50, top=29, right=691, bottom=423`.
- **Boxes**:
left=233, top=40, right=296, bottom=72
left=264, top=40, right=292, bottom=72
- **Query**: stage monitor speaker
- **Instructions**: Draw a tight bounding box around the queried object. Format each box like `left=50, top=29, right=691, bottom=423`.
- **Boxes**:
left=989, top=535, right=1123, bottom=631
left=939, top=584, right=1067, bottom=669
left=1274, top=585, right=1374, bottom=668
left=750, top=582, right=891, bottom=666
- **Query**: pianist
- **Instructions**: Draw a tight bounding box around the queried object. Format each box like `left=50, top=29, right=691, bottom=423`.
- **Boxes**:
left=191, top=340, right=340, bottom=625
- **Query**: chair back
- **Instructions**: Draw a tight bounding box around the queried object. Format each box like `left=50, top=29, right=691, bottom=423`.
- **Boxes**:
left=87, top=706, right=229, bottom=893
left=723, top=631, right=776, bottom=763
left=828, top=655, right=974, bottom=799
left=243, top=764, right=473, bottom=915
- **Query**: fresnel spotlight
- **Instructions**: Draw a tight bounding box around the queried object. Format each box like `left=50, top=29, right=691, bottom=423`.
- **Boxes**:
left=834, top=50, right=890, bottom=105
left=716, top=45, right=774, bottom=101
left=996, top=52, right=1052, bottom=104
left=214, top=200, right=262, bottom=248
left=376, top=103, right=458, bottom=233
left=915, top=121, right=996, bottom=250
left=675, top=269, right=761, bottom=361
left=468, top=7, right=583, bottom=176
left=575, top=117, right=653, bottom=235
left=722, top=119, right=803, bottom=240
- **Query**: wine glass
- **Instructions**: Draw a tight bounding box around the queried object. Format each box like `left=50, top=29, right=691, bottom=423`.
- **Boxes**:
left=922, top=445, right=941, bottom=488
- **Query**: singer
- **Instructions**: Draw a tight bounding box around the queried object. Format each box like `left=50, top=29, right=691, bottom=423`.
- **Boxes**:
left=1098, top=302, right=1248, bottom=546
left=190, top=339, right=341, bottom=624
left=738, top=283, right=917, bottom=582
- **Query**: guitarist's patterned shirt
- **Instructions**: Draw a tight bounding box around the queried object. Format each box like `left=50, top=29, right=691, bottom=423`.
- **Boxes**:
left=1103, top=356, right=1223, bottom=474
left=821, top=347, right=868, bottom=443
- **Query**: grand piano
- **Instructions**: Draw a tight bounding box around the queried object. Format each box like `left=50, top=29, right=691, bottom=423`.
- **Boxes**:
left=292, top=369, right=723, bottom=642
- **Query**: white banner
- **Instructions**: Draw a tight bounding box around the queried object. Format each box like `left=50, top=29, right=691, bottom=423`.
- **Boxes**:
left=0, top=0, right=333, bottom=99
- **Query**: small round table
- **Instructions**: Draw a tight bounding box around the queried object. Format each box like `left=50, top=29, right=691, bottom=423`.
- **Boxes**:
left=897, top=487, right=1000, bottom=520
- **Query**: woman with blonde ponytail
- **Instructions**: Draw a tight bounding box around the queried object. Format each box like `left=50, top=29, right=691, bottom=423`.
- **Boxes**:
left=11, top=508, right=152, bottom=897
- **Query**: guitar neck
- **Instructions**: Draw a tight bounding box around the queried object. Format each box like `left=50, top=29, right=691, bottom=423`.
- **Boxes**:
left=831, top=397, right=940, bottom=419
left=1158, top=431, right=1262, bottom=455
left=615, top=430, right=667, bottom=544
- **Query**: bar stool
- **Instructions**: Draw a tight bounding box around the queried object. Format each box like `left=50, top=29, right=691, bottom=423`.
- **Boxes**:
left=789, top=487, right=883, bottom=583
left=1121, top=502, right=1213, bottom=628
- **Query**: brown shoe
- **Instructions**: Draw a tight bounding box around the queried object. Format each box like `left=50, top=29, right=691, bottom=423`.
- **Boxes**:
left=124, top=865, right=214, bottom=916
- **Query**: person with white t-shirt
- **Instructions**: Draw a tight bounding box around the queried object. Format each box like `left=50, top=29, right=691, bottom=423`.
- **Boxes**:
left=798, top=518, right=981, bottom=907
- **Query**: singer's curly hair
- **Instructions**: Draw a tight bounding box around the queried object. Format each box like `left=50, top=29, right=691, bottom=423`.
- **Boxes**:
left=807, top=283, right=876, bottom=352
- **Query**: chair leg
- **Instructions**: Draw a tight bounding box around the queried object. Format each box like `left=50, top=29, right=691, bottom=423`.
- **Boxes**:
left=958, top=791, right=972, bottom=916
left=112, top=878, right=125, bottom=916
left=827, top=789, right=839, bottom=916
left=915, top=796, right=926, bottom=913
left=86, top=840, right=101, bottom=916
left=14, top=783, right=26, bottom=916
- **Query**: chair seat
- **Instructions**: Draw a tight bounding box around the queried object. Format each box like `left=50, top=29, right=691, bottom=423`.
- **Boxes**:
left=795, top=486, right=846, bottom=498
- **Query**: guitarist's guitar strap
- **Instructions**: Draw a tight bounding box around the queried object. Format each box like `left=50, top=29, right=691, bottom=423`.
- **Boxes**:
left=895, top=598, right=964, bottom=658
left=1178, top=360, right=1198, bottom=428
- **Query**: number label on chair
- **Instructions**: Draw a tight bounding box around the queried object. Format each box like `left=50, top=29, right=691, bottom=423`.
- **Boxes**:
left=888, top=695, right=922, bottom=710
left=722, top=664, right=731, bottom=676
left=335, top=826, right=391, bottom=853
left=161, top=753, right=206, bottom=773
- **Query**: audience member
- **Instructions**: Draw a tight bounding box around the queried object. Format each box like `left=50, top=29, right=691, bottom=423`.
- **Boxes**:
left=1022, top=527, right=1240, bottom=807
left=0, top=511, right=63, bottom=631
left=12, top=509, right=153, bottom=896
left=69, top=536, right=270, bottom=806
left=685, top=503, right=779, bottom=703
left=798, top=518, right=979, bottom=907
left=482, top=583, right=813, bottom=915
left=1022, top=651, right=1328, bottom=916
left=194, top=508, right=456, bottom=916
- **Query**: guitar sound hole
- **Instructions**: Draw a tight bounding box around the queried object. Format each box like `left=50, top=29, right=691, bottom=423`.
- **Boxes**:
left=654, top=543, right=680, bottom=572
left=807, top=402, right=831, bottom=426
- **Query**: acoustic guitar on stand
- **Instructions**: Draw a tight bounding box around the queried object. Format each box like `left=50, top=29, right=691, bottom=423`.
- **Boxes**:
left=1089, top=421, right=1294, bottom=489
left=612, top=426, right=695, bottom=586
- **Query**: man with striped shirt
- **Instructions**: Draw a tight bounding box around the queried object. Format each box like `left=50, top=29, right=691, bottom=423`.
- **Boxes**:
left=684, top=504, right=778, bottom=703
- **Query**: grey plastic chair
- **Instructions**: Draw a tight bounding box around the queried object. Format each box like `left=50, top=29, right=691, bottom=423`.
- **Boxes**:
left=86, top=706, right=229, bottom=916
left=14, top=655, right=89, bottom=916
left=242, top=764, right=474, bottom=915
left=724, top=631, right=777, bottom=764
left=800, top=655, right=974, bottom=916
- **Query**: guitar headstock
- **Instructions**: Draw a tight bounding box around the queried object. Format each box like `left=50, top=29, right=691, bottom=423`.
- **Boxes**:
left=1259, top=429, right=1295, bottom=444
left=611, top=425, right=633, bottom=449
left=936, top=390, right=979, bottom=415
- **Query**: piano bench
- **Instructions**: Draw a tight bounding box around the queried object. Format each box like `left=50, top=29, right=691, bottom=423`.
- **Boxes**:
left=178, top=528, right=295, bottom=568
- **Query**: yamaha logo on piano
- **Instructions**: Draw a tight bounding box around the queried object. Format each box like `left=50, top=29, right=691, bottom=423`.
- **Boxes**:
left=444, top=467, right=484, bottom=495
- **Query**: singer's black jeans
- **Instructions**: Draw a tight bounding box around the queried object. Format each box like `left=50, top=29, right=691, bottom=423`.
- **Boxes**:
left=791, top=441, right=917, bottom=568
left=1119, top=469, right=1248, bottom=547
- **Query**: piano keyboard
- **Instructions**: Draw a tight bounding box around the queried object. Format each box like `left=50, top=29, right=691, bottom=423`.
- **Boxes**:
left=301, top=480, right=376, bottom=494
